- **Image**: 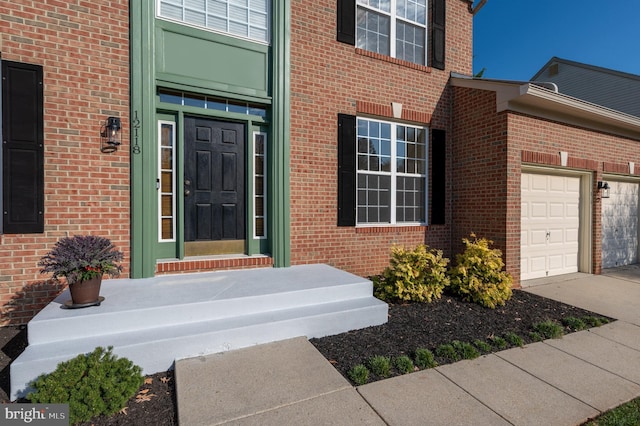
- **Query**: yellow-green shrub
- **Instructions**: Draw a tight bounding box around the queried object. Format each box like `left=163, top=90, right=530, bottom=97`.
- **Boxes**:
left=373, top=244, right=450, bottom=303
left=448, top=234, right=513, bottom=309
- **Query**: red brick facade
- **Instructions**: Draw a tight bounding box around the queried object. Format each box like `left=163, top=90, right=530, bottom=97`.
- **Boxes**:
left=289, top=0, right=473, bottom=277
left=0, top=2, right=130, bottom=325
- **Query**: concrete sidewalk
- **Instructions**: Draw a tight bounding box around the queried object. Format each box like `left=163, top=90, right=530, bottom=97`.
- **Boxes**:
left=176, top=267, right=640, bottom=425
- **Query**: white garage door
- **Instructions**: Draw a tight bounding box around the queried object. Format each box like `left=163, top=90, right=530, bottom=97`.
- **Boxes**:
left=521, top=173, right=580, bottom=280
left=602, top=181, right=639, bottom=269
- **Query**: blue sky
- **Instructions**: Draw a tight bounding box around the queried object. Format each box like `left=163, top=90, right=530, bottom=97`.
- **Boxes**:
left=473, top=0, right=640, bottom=81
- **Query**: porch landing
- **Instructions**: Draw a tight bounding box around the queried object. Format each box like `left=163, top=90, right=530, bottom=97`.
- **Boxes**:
left=10, top=264, right=388, bottom=400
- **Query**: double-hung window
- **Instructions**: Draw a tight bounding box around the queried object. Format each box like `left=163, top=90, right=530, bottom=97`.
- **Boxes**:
left=158, top=0, right=270, bottom=43
left=356, top=0, right=427, bottom=65
left=356, top=117, right=426, bottom=224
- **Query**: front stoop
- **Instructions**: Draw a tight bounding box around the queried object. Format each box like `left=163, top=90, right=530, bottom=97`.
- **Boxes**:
left=10, top=264, right=388, bottom=400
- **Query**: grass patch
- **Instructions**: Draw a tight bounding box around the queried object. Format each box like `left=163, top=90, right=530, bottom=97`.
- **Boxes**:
left=368, top=355, right=391, bottom=378
left=414, top=348, right=438, bottom=369
left=504, top=332, right=525, bottom=347
left=394, top=355, right=415, bottom=374
left=584, top=396, right=640, bottom=426
left=532, top=320, right=564, bottom=339
left=488, top=335, right=507, bottom=349
left=473, top=339, right=492, bottom=352
left=435, top=343, right=460, bottom=362
left=348, top=364, right=369, bottom=385
left=562, top=316, right=588, bottom=331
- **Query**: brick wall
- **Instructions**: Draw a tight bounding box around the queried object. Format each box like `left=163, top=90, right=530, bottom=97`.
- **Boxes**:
left=0, top=2, right=130, bottom=325
left=453, top=86, right=640, bottom=287
left=289, top=0, right=473, bottom=277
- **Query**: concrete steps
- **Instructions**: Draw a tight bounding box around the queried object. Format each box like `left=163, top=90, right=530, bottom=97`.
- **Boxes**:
left=11, top=264, right=388, bottom=400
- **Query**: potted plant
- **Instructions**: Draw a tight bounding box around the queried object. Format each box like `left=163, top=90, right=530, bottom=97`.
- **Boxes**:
left=39, top=235, right=124, bottom=307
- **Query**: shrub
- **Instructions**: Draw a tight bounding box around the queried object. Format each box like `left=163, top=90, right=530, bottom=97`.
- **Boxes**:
left=394, top=356, right=415, bottom=374
left=533, top=320, right=564, bottom=339
left=435, top=344, right=460, bottom=362
left=368, top=356, right=391, bottom=378
left=348, top=364, right=370, bottom=385
left=448, top=234, right=513, bottom=309
left=562, top=316, right=588, bottom=331
left=504, top=332, right=525, bottom=347
left=373, top=244, right=450, bottom=303
left=27, top=347, right=143, bottom=424
left=529, top=331, right=544, bottom=342
left=414, top=348, right=438, bottom=369
left=584, top=316, right=609, bottom=327
left=454, top=341, right=480, bottom=360
left=488, top=335, right=508, bottom=349
left=473, top=339, right=492, bottom=353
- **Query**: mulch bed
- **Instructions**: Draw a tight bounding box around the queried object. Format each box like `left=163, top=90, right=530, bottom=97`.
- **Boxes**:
left=0, top=289, right=611, bottom=425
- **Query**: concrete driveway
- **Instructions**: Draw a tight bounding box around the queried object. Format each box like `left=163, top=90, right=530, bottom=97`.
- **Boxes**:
left=523, top=265, right=640, bottom=326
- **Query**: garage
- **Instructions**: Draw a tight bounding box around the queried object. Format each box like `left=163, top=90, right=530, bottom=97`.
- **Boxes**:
left=521, top=173, right=580, bottom=280
left=601, top=180, right=639, bottom=268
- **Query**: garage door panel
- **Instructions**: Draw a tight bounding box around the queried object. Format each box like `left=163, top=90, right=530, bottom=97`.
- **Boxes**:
left=602, top=180, right=639, bottom=269
left=521, top=173, right=580, bottom=281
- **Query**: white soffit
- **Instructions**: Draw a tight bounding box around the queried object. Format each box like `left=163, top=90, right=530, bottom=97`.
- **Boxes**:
left=450, top=75, right=640, bottom=140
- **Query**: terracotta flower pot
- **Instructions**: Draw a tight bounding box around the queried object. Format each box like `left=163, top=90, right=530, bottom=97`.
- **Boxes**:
left=69, top=275, right=103, bottom=305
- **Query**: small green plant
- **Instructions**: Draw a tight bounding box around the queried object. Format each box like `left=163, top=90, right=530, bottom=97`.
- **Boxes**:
left=583, top=316, right=609, bottom=327
left=27, top=347, right=143, bottom=424
left=488, top=335, right=507, bottom=349
left=584, top=395, right=640, bottom=426
left=435, top=344, right=460, bottom=362
left=373, top=244, right=450, bottom=303
left=451, top=340, right=480, bottom=359
left=394, top=355, right=415, bottom=374
left=348, top=364, right=370, bottom=385
left=533, top=320, right=564, bottom=339
left=562, top=316, right=587, bottom=331
left=473, top=339, right=492, bottom=352
left=368, top=355, right=392, bottom=378
left=504, top=332, right=524, bottom=347
left=414, top=348, right=438, bottom=369
left=529, top=331, right=544, bottom=342
left=448, top=234, right=513, bottom=309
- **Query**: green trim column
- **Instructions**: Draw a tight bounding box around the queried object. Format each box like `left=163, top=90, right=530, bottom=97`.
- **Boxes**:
left=271, top=0, right=291, bottom=267
left=130, top=0, right=157, bottom=278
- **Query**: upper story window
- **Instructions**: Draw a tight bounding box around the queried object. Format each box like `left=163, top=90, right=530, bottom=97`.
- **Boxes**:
left=356, top=0, right=427, bottom=65
left=158, top=0, right=270, bottom=43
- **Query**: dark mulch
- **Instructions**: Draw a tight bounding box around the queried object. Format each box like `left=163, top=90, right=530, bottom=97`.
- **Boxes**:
left=0, top=289, right=612, bottom=425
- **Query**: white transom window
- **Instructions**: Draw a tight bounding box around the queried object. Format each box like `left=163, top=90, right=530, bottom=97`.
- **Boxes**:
left=357, top=117, right=427, bottom=224
left=356, top=0, right=427, bottom=65
left=158, top=0, right=270, bottom=43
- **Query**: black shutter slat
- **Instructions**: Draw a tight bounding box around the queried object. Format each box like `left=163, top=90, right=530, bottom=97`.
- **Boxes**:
left=431, top=129, right=446, bottom=224
left=2, top=61, right=44, bottom=234
left=337, top=0, right=356, bottom=45
left=431, top=0, right=446, bottom=70
left=337, top=114, right=356, bottom=226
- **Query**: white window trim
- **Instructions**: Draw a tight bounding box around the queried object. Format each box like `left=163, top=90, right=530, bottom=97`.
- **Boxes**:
left=156, top=0, right=271, bottom=45
left=356, top=117, right=428, bottom=226
left=356, top=0, right=428, bottom=65
left=253, top=131, right=267, bottom=239
left=158, top=120, right=177, bottom=242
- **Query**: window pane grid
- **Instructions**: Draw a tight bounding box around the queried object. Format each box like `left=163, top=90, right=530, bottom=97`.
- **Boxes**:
left=356, top=0, right=427, bottom=65
left=158, top=0, right=269, bottom=43
left=158, top=122, right=176, bottom=241
left=357, top=118, right=426, bottom=225
left=253, top=132, right=267, bottom=238
left=158, top=89, right=267, bottom=118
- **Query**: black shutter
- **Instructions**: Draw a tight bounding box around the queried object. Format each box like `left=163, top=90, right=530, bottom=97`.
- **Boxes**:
left=337, top=114, right=356, bottom=226
left=337, top=0, right=356, bottom=45
left=2, top=61, right=44, bottom=234
left=431, top=0, right=446, bottom=70
left=431, top=129, right=445, bottom=224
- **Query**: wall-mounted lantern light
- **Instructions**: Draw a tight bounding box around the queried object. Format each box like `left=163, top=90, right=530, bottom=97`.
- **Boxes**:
left=597, top=181, right=610, bottom=199
left=100, top=117, right=122, bottom=153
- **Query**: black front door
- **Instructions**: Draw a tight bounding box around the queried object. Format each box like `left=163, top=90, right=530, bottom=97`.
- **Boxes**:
left=184, top=117, right=245, bottom=255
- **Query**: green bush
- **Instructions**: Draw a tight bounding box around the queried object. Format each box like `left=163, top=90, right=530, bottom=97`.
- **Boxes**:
left=473, top=339, right=492, bottom=353
left=562, top=316, right=588, bottom=331
left=348, top=364, right=370, bottom=385
left=529, top=331, right=544, bottom=342
left=504, top=332, right=524, bottom=347
left=414, top=348, right=438, bottom=369
left=27, top=347, right=143, bottom=425
left=584, top=316, right=609, bottom=327
left=489, top=335, right=507, bottom=349
left=435, top=344, right=460, bottom=362
left=394, top=356, right=415, bottom=374
left=368, top=355, right=391, bottom=378
left=448, top=234, right=513, bottom=309
left=451, top=340, right=480, bottom=359
left=533, top=320, right=564, bottom=339
left=373, top=244, right=450, bottom=303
